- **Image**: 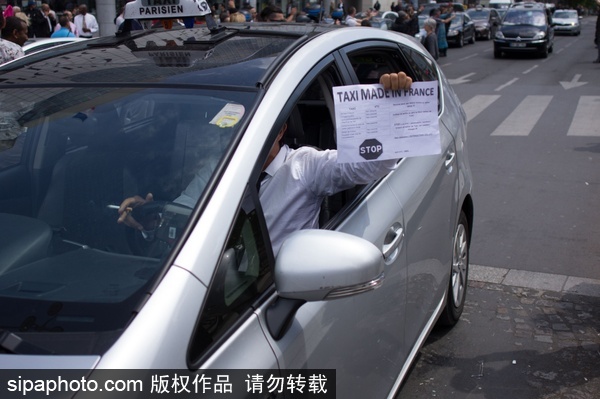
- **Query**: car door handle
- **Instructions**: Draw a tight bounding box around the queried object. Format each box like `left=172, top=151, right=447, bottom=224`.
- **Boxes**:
left=383, top=223, right=403, bottom=263
left=445, top=151, right=456, bottom=174
left=445, top=151, right=456, bottom=169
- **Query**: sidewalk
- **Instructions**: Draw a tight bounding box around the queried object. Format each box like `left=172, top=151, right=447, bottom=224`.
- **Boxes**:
left=470, top=264, right=600, bottom=298
left=397, top=265, right=600, bottom=399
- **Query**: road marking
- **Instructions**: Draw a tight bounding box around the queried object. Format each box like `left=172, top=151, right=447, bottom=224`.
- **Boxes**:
left=448, top=72, right=475, bottom=85
left=559, top=74, right=588, bottom=90
left=494, top=77, right=518, bottom=91
left=522, top=65, right=538, bottom=74
left=567, top=96, right=600, bottom=136
left=491, top=95, right=552, bottom=136
left=459, top=54, right=478, bottom=61
left=462, top=95, right=500, bottom=122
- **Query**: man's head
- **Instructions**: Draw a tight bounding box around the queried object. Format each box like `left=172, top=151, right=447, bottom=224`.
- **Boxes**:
left=261, top=5, right=285, bottom=22
left=263, top=124, right=287, bottom=170
left=78, top=4, right=88, bottom=15
left=27, top=0, right=36, bottom=9
left=58, top=15, right=70, bottom=28
left=2, top=16, right=29, bottom=46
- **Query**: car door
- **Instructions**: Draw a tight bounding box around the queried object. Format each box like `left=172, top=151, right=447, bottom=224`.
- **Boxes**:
left=385, top=45, right=459, bottom=351
left=255, top=46, right=415, bottom=398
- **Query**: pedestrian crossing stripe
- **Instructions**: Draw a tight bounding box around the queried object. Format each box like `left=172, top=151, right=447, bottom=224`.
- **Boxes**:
left=567, top=96, right=600, bottom=136
left=462, top=95, right=500, bottom=123
left=491, top=95, right=552, bottom=136
left=461, top=95, right=600, bottom=137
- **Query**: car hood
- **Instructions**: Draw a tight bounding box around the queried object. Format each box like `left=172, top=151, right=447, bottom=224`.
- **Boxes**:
left=473, top=20, right=490, bottom=27
left=500, top=25, right=544, bottom=38
left=552, top=18, right=577, bottom=24
left=0, top=353, right=99, bottom=369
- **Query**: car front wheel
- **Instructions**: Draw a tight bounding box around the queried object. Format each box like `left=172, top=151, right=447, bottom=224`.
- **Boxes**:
left=437, top=211, right=469, bottom=327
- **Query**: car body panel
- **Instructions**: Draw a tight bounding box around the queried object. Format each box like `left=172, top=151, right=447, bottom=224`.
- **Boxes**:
left=494, top=3, right=554, bottom=57
left=466, top=7, right=501, bottom=40
left=447, top=13, right=476, bottom=46
left=0, top=14, right=472, bottom=397
left=552, top=10, right=581, bottom=35
left=22, top=37, right=88, bottom=56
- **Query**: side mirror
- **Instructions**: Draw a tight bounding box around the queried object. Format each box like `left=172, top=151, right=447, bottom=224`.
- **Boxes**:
left=275, top=229, right=385, bottom=301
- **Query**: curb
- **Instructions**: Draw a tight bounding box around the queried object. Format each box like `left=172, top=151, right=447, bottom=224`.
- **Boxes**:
left=470, top=264, right=600, bottom=298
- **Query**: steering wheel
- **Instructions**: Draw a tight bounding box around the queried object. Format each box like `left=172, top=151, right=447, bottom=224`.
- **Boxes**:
left=126, top=201, right=192, bottom=257
left=126, top=201, right=167, bottom=257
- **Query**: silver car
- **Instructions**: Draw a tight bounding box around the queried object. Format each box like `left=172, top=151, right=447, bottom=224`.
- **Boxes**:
left=552, top=9, right=581, bottom=36
left=0, top=2, right=473, bottom=397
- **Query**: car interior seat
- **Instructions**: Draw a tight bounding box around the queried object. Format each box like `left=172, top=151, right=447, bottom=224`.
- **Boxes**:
left=36, top=104, right=138, bottom=254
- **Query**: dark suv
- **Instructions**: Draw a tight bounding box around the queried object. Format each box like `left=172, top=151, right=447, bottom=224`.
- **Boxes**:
left=493, top=1, right=554, bottom=58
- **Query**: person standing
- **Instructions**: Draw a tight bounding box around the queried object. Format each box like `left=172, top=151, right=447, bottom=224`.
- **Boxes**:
left=431, top=7, right=453, bottom=57
left=54, top=9, right=77, bottom=36
left=0, top=16, right=27, bottom=64
left=25, top=0, right=50, bottom=37
left=595, top=0, right=600, bottom=63
left=391, top=10, right=411, bottom=34
left=74, top=4, right=98, bottom=38
left=40, top=3, right=57, bottom=35
left=51, top=15, right=75, bottom=38
left=423, top=17, right=438, bottom=60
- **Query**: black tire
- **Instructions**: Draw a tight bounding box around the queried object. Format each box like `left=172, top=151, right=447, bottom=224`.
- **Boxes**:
left=469, top=32, right=475, bottom=44
left=458, top=33, right=464, bottom=47
left=437, top=211, right=470, bottom=327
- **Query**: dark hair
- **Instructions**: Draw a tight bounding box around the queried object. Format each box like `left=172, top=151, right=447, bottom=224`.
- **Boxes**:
left=59, top=15, right=70, bottom=28
left=1, top=16, right=26, bottom=38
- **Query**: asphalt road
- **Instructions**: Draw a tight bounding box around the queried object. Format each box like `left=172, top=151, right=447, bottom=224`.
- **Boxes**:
left=437, top=16, right=600, bottom=281
left=396, top=15, right=600, bottom=399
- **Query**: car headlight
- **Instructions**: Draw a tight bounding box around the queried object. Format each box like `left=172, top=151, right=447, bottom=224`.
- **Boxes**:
left=495, top=31, right=504, bottom=39
left=533, top=31, right=546, bottom=40
left=447, top=30, right=458, bottom=37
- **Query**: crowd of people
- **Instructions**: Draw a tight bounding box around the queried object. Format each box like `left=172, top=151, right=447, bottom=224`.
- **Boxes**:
left=2, top=0, right=598, bottom=65
left=0, top=1, right=98, bottom=64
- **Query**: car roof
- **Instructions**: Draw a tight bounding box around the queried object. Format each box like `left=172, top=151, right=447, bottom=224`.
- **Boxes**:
left=0, top=23, right=340, bottom=88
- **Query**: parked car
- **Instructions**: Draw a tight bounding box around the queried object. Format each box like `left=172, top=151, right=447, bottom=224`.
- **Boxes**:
left=421, top=2, right=466, bottom=17
left=552, top=9, right=581, bottom=35
left=447, top=12, right=476, bottom=47
left=22, top=37, right=87, bottom=56
left=494, top=1, right=554, bottom=58
left=0, top=0, right=473, bottom=397
left=466, top=5, right=501, bottom=40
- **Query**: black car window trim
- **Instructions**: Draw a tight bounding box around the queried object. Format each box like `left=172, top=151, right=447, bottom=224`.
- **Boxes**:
left=338, top=40, right=443, bottom=115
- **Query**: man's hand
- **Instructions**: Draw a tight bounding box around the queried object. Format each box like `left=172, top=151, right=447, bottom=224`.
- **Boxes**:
left=117, top=193, right=153, bottom=230
left=379, top=71, right=413, bottom=91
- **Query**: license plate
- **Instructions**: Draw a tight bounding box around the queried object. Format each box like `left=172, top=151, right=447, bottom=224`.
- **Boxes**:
left=510, top=42, right=526, bottom=48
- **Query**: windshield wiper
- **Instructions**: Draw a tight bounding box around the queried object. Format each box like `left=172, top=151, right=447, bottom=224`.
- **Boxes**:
left=0, top=329, right=52, bottom=354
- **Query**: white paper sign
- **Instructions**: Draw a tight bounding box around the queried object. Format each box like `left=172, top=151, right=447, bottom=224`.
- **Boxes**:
left=333, top=81, right=440, bottom=163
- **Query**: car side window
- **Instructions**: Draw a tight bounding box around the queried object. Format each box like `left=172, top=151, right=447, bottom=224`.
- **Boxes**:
left=347, top=47, right=441, bottom=114
left=188, top=194, right=273, bottom=365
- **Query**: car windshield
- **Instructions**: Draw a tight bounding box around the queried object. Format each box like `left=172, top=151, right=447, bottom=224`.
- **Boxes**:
left=0, top=25, right=302, bottom=355
left=467, top=9, right=489, bottom=20
left=502, top=9, right=546, bottom=26
left=0, top=86, right=253, bottom=351
left=553, top=11, right=576, bottom=19
left=450, top=15, right=464, bottom=28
